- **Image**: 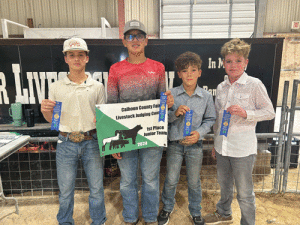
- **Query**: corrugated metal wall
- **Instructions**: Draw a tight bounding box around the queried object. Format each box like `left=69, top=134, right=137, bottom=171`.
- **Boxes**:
left=1, top=0, right=300, bottom=36
left=264, top=0, right=300, bottom=33
left=0, top=0, right=119, bottom=36
left=124, top=0, right=159, bottom=36
left=161, top=0, right=255, bottom=39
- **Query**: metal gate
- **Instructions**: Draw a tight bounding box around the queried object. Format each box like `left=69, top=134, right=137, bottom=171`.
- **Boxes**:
left=274, top=80, right=300, bottom=193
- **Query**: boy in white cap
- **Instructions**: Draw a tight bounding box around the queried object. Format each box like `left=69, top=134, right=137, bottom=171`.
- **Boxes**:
left=107, top=20, right=174, bottom=225
left=41, top=37, right=106, bottom=225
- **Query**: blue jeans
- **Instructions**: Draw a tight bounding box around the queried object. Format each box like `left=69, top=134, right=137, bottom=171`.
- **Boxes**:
left=216, top=151, right=256, bottom=225
left=161, top=141, right=203, bottom=217
left=117, top=147, right=163, bottom=223
left=56, top=133, right=106, bottom=225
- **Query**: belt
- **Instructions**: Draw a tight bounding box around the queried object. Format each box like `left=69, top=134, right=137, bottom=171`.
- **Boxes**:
left=60, top=129, right=96, bottom=143
left=170, top=140, right=202, bottom=146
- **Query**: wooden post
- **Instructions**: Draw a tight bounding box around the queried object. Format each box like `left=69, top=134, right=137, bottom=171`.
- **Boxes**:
left=27, top=18, right=34, bottom=28
left=118, top=0, right=125, bottom=39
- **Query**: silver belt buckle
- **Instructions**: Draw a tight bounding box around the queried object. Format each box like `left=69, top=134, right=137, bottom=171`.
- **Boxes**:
left=69, top=132, right=85, bottom=143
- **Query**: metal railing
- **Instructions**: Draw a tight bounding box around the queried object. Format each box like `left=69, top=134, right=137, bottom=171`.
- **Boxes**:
left=1, top=131, right=299, bottom=198
left=1, top=19, right=29, bottom=38
left=1, top=17, right=113, bottom=39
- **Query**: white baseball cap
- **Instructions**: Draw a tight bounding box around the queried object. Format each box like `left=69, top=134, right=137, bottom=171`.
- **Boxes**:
left=63, top=38, right=89, bottom=53
left=123, top=20, right=146, bottom=35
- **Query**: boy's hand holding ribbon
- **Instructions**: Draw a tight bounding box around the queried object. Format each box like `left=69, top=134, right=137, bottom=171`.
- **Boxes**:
left=175, top=106, right=199, bottom=146
left=41, top=99, right=57, bottom=123
left=219, top=105, right=246, bottom=138
left=181, top=131, right=200, bottom=146
left=165, top=90, right=174, bottom=108
left=41, top=99, right=56, bottom=113
left=227, top=105, right=247, bottom=118
left=175, top=105, right=189, bottom=117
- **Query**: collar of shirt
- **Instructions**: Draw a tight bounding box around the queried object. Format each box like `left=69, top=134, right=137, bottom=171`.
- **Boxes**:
left=175, top=84, right=204, bottom=98
left=63, top=74, right=93, bottom=86
left=224, top=72, right=248, bottom=86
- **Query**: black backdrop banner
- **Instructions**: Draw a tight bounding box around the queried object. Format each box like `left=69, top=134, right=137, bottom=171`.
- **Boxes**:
left=0, top=38, right=283, bottom=132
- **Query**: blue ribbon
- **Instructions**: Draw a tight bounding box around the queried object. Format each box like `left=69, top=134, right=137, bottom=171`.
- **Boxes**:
left=183, top=110, right=193, bottom=137
left=220, top=110, right=231, bottom=137
left=159, top=92, right=167, bottom=122
left=51, top=101, right=62, bottom=131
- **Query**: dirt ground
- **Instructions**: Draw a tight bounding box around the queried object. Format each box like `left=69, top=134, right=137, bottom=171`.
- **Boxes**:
left=1, top=165, right=300, bottom=225
left=1, top=190, right=300, bottom=225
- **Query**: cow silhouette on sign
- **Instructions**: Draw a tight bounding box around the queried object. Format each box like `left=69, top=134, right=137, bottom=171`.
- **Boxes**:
left=102, top=125, right=143, bottom=151
left=109, top=139, right=129, bottom=150
left=102, top=133, right=120, bottom=151
left=115, top=124, right=143, bottom=145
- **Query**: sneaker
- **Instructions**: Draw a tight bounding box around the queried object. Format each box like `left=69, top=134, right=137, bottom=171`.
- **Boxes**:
left=157, top=209, right=173, bottom=225
left=204, top=211, right=233, bottom=224
left=190, top=215, right=205, bottom=225
left=122, top=220, right=139, bottom=225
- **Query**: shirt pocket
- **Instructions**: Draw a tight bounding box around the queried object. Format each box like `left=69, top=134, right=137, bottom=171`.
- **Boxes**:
left=233, top=93, right=251, bottom=109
